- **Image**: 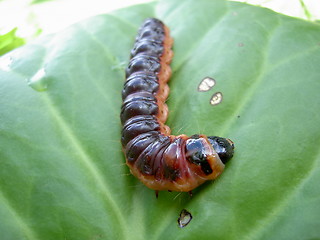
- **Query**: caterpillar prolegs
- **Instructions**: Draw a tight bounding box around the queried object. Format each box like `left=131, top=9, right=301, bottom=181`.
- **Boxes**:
left=121, top=18, right=234, bottom=193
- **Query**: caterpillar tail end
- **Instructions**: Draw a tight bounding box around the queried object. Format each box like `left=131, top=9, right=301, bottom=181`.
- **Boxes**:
left=207, top=136, right=234, bottom=164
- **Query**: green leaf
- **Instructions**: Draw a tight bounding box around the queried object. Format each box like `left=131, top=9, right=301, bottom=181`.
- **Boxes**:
left=30, top=0, right=55, bottom=4
left=1, top=0, right=320, bottom=239
left=0, top=28, right=25, bottom=56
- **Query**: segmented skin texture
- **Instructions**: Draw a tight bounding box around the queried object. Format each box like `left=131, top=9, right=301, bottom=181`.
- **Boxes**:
left=121, top=18, right=234, bottom=192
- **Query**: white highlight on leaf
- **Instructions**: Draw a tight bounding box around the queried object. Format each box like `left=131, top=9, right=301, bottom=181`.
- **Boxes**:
left=27, top=68, right=48, bottom=92
left=210, top=92, right=223, bottom=106
left=198, top=77, right=216, bottom=92
left=178, top=209, right=192, bottom=228
left=0, top=55, right=13, bottom=72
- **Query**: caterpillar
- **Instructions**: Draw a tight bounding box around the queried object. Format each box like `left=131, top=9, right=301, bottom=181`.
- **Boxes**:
left=121, top=18, right=234, bottom=193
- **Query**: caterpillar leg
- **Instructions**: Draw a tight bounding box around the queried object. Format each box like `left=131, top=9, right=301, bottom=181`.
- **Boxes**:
left=155, top=190, right=159, bottom=198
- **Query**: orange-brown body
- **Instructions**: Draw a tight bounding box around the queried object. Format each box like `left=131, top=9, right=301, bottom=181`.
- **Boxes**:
left=121, top=18, right=234, bottom=192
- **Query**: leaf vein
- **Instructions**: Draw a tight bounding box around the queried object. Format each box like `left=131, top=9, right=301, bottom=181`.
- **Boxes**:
left=41, top=94, right=128, bottom=239
left=243, top=150, right=320, bottom=240
left=0, top=191, right=40, bottom=240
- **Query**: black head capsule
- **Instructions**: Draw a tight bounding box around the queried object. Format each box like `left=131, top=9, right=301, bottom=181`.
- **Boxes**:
left=207, top=136, right=234, bottom=164
left=185, top=137, right=213, bottom=175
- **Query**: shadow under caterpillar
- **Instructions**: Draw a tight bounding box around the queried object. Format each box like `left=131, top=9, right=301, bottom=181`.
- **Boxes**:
left=120, top=18, right=234, bottom=194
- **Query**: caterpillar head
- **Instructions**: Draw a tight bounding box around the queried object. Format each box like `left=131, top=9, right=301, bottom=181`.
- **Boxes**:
left=207, top=136, right=234, bottom=164
left=185, top=134, right=234, bottom=177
